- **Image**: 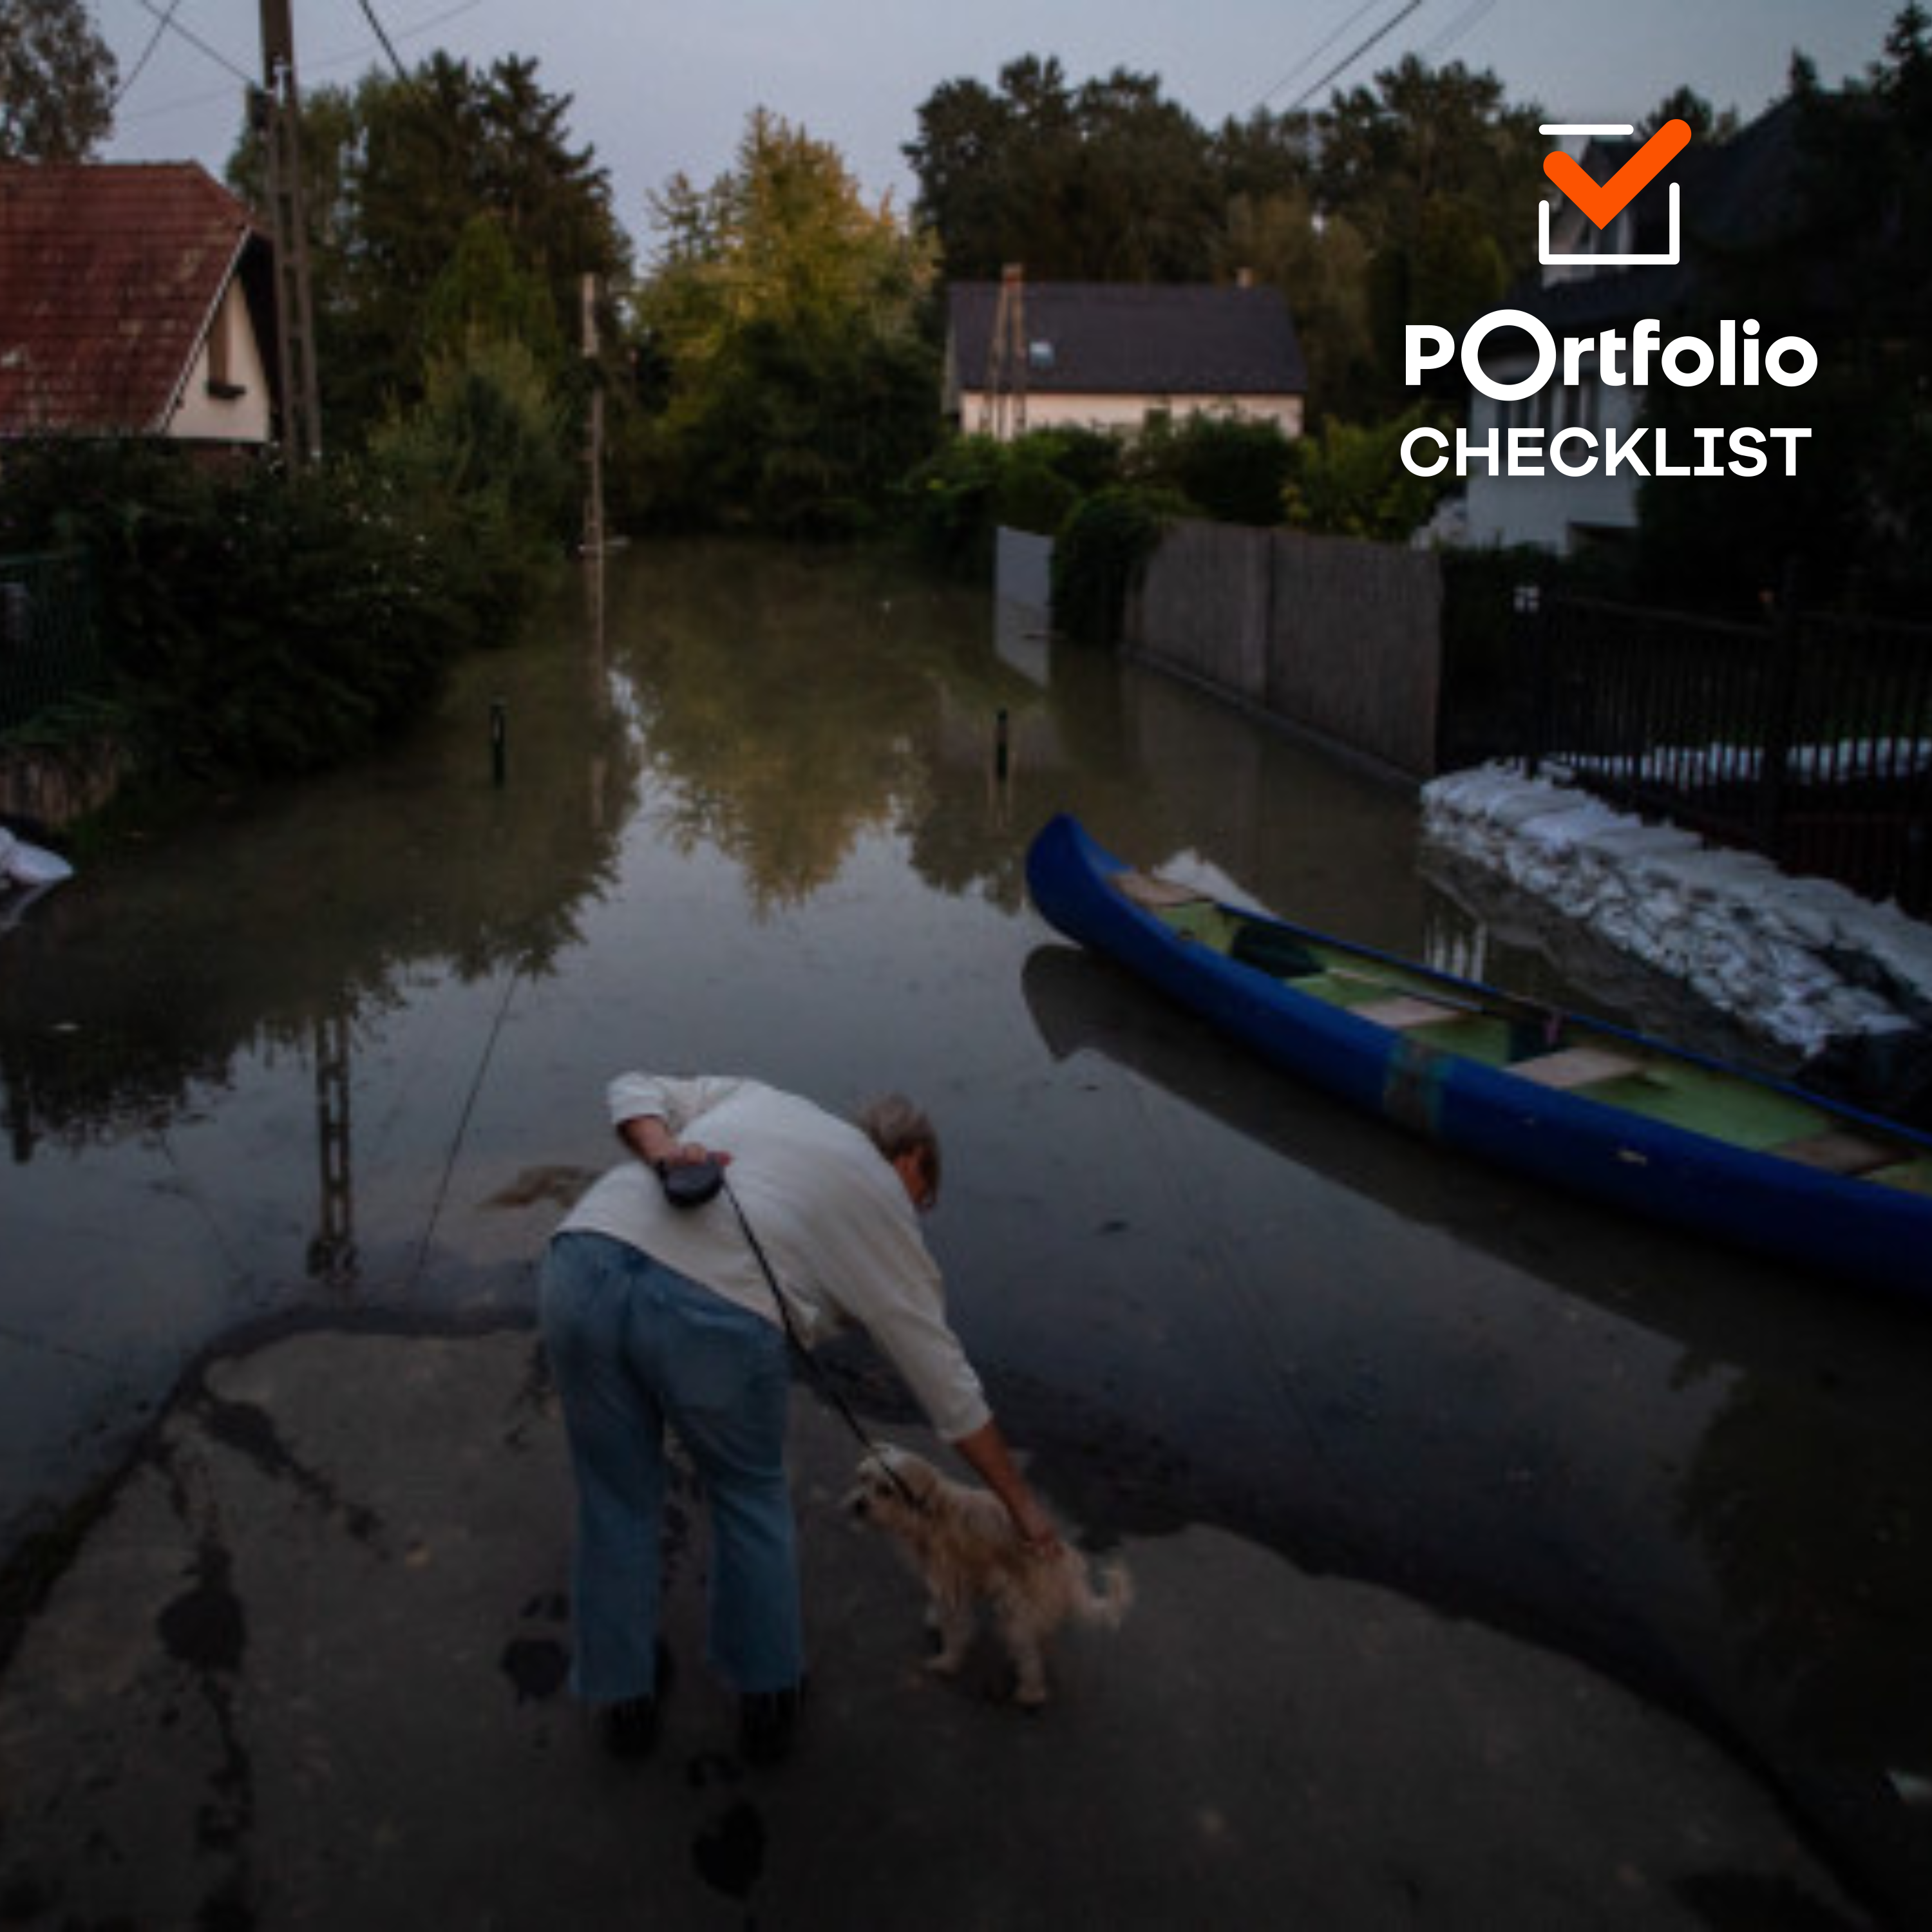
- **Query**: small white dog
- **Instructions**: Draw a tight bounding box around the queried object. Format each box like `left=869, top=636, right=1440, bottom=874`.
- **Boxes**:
left=846, top=1445, right=1133, bottom=1707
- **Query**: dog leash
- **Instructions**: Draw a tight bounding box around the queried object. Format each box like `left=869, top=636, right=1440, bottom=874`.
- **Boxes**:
left=684, top=1165, right=923, bottom=1512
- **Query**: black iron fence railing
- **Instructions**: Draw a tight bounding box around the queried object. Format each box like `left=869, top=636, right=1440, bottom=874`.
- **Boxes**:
left=1521, top=591, right=1932, bottom=918
left=0, top=549, right=100, bottom=738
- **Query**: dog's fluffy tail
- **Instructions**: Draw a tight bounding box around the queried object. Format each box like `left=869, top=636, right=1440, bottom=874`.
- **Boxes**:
left=1076, top=1557, right=1134, bottom=1629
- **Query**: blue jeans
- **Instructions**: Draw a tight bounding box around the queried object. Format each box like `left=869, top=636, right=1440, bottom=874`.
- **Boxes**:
left=539, top=1231, right=804, bottom=1703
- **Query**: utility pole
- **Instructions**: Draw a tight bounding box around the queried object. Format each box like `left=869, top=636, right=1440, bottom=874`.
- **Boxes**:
left=254, top=1, right=323, bottom=466
left=581, top=272, right=605, bottom=558
left=980, top=263, right=1028, bottom=440
left=307, top=1007, right=357, bottom=1288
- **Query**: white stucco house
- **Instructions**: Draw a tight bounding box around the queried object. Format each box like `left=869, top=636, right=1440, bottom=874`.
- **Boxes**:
left=943, top=278, right=1307, bottom=440
left=1462, top=101, right=1801, bottom=554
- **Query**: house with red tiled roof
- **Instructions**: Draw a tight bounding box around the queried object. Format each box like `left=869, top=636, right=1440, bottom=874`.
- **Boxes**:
left=0, top=162, right=277, bottom=447
left=944, top=278, right=1307, bottom=441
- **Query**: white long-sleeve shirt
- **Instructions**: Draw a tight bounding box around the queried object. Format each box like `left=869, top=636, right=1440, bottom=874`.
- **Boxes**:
left=557, top=1074, right=991, bottom=1443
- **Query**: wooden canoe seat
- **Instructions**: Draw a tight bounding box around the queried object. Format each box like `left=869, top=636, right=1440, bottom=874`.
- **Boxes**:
left=1354, top=994, right=1463, bottom=1031
left=1510, top=1046, right=1643, bottom=1090
left=1772, top=1129, right=1899, bottom=1177
left=1115, top=869, right=1209, bottom=910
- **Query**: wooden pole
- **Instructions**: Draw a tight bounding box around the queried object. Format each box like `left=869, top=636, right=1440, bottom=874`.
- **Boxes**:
left=257, top=1, right=323, bottom=466
left=582, top=272, right=605, bottom=558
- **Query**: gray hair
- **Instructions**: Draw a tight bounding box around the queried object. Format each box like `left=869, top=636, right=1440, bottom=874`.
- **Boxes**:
left=855, top=1094, right=941, bottom=1192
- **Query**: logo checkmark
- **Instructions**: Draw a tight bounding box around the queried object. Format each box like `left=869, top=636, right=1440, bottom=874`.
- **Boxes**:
left=1543, top=117, right=1692, bottom=230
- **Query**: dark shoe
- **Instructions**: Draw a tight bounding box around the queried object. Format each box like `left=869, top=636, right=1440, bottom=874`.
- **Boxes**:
left=739, top=1685, right=803, bottom=1765
left=600, top=1694, right=659, bottom=1761
left=593, top=1641, right=673, bottom=1761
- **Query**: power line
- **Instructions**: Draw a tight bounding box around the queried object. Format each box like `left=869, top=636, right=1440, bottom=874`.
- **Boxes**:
left=1254, top=0, right=1390, bottom=110
left=128, top=0, right=252, bottom=88
left=112, top=0, right=185, bottom=109
left=109, top=1, right=488, bottom=128
left=1283, top=0, right=1430, bottom=113
left=355, top=0, right=416, bottom=86
left=1421, top=0, right=1503, bottom=61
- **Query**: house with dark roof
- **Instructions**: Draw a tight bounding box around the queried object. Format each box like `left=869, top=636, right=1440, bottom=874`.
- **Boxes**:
left=1462, top=102, right=1805, bottom=553
left=943, top=279, right=1307, bottom=440
left=0, top=162, right=277, bottom=448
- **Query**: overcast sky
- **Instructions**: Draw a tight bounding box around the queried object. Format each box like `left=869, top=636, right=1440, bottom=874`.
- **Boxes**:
left=98, top=0, right=1900, bottom=244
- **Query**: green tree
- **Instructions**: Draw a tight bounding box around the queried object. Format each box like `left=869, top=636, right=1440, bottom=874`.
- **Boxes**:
left=905, top=57, right=1220, bottom=280
left=1307, top=57, right=1544, bottom=415
left=1309, top=55, right=1543, bottom=267
left=419, top=212, right=567, bottom=370
left=1641, top=85, right=1740, bottom=143
left=634, top=109, right=939, bottom=533
left=0, top=0, right=115, bottom=159
left=371, top=333, right=576, bottom=615
left=1636, top=6, right=1932, bottom=611
left=910, top=51, right=1539, bottom=424
left=1132, top=412, right=1294, bottom=526
left=231, top=52, right=628, bottom=442
left=1282, top=406, right=1452, bottom=541
left=1219, top=182, right=1376, bottom=422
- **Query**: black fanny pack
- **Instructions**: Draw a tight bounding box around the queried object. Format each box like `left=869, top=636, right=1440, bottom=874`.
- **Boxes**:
left=656, top=1158, right=725, bottom=1209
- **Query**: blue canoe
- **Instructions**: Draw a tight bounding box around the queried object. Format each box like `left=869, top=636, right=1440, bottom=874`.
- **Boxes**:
left=1025, top=812, right=1932, bottom=1304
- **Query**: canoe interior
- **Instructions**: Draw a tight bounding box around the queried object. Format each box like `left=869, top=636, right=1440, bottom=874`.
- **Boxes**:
left=1130, top=878, right=1932, bottom=1200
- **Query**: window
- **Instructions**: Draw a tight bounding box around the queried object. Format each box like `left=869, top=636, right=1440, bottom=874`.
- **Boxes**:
left=205, top=292, right=245, bottom=401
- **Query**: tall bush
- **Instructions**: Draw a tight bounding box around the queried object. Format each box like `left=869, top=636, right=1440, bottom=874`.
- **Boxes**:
left=1050, top=486, right=1182, bottom=644
left=370, top=332, right=577, bottom=616
left=1282, top=405, right=1451, bottom=540
left=0, top=438, right=536, bottom=781
left=905, top=427, right=1126, bottom=575
left=1130, top=412, right=1293, bottom=525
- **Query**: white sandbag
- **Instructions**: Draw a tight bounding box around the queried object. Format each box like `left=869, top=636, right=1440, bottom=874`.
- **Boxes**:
left=0, top=830, right=73, bottom=886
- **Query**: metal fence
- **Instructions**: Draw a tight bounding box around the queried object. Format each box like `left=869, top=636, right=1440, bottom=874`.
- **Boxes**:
left=0, top=549, right=100, bottom=737
left=1522, top=591, right=1932, bottom=916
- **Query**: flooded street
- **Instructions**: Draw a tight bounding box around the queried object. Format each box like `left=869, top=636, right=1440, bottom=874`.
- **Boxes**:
left=4, top=540, right=1930, bottom=1920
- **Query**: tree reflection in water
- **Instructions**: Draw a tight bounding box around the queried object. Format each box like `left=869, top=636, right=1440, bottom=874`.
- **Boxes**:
left=2, top=539, right=1929, bottom=1919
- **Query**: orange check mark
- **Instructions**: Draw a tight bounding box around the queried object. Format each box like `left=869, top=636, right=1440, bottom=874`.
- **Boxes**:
left=1543, top=117, right=1691, bottom=230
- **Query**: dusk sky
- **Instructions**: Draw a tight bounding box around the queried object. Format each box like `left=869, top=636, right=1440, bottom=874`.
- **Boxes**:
left=98, top=1, right=1901, bottom=241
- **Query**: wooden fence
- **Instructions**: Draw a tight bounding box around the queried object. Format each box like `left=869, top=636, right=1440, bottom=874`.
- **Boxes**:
left=1124, top=520, right=1443, bottom=781
left=0, top=550, right=99, bottom=735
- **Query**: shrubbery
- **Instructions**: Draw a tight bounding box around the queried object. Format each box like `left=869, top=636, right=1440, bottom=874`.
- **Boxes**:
left=370, top=332, right=579, bottom=617
left=1282, top=405, right=1453, bottom=541
left=904, top=426, right=1126, bottom=576
left=909, top=414, right=1307, bottom=641
left=1132, top=413, right=1294, bottom=526
left=0, top=415, right=565, bottom=781
left=1050, top=484, right=1186, bottom=645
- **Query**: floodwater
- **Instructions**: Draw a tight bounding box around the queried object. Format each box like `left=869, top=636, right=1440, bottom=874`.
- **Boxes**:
left=3, top=539, right=1930, bottom=1918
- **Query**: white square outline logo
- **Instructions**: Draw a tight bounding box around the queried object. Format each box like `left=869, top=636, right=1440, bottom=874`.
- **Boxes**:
left=1539, top=123, right=1681, bottom=267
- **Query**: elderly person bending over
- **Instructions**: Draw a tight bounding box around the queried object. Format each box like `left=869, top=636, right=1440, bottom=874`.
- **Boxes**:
left=540, top=1072, right=1057, bottom=1765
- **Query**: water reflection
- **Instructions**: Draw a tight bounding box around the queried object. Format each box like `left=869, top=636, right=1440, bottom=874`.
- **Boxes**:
left=603, top=543, right=1037, bottom=908
left=0, top=621, right=640, bottom=1164
left=0, top=539, right=1927, bottom=1917
left=307, top=1007, right=356, bottom=1287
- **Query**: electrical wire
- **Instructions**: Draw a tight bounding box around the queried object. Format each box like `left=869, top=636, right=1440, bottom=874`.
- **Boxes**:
left=1253, top=0, right=1391, bottom=109
left=110, top=0, right=486, bottom=128
left=355, top=0, right=417, bottom=85
left=128, top=0, right=252, bottom=88
left=111, top=0, right=187, bottom=109
left=1282, top=0, right=1430, bottom=113
left=1421, top=0, right=1503, bottom=62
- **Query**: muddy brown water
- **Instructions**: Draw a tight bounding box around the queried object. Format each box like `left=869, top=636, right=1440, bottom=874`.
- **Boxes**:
left=2, top=539, right=1928, bottom=1918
